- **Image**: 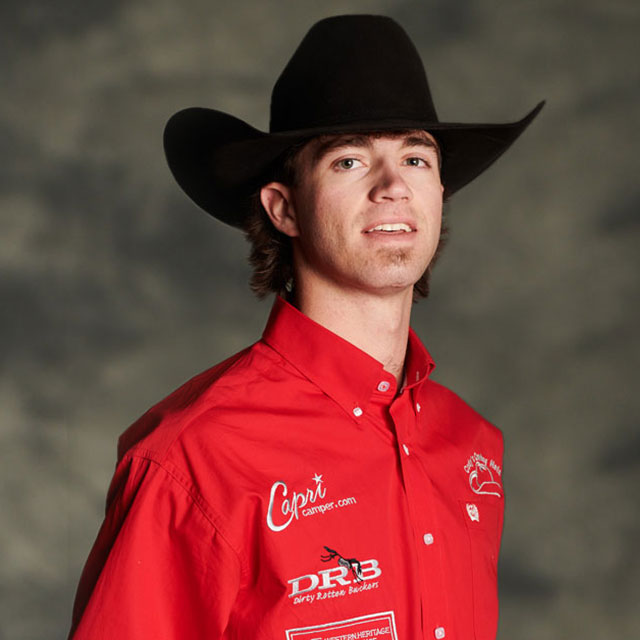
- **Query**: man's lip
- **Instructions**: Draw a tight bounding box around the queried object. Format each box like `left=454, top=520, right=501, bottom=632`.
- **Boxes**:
left=362, top=220, right=417, bottom=233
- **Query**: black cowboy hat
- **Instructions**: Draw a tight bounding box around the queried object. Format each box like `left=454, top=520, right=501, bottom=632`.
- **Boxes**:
left=164, top=14, right=544, bottom=228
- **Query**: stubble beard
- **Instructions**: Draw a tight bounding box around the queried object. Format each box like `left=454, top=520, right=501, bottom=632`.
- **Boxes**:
left=365, top=246, right=423, bottom=289
left=379, top=247, right=410, bottom=266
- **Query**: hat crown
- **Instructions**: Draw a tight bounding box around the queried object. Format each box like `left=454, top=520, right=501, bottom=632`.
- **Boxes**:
left=270, top=15, right=438, bottom=133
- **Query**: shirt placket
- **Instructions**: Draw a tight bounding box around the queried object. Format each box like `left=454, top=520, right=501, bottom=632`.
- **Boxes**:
left=390, top=387, right=451, bottom=640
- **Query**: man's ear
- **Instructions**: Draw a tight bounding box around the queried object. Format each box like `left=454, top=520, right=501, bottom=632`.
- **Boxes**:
left=260, top=182, right=299, bottom=237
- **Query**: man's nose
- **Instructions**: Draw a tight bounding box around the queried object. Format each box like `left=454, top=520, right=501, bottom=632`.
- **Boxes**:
left=369, top=162, right=412, bottom=202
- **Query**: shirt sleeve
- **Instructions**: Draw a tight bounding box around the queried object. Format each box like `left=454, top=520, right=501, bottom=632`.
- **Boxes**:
left=69, top=454, right=242, bottom=640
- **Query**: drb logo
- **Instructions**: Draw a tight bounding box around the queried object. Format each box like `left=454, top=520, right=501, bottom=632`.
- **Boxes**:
left=288, top=559, right=382, bottom=597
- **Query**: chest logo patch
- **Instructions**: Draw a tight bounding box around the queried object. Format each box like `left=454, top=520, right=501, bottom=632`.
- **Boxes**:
left=285, top=610, right=398, bottom=640
left=266, top=473, right=358, bottom=532
left=466, top=502, right=480, bottom=522
left=464, top=452, right=503, bottom=497
left=288, top=548, right=382, bottom=605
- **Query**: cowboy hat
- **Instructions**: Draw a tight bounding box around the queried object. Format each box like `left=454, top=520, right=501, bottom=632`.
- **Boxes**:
left=164, top=14, right=544, bottom=228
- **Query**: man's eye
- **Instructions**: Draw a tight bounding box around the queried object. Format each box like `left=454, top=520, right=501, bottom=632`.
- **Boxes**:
left=405, top=157, right=429, bottom=167
left=335, top=158, right=361, bottom=170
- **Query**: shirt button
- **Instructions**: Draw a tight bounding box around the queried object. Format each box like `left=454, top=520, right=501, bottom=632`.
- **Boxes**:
left=416, top=402, right=421, bottom=413
left=423, top=533, right=434, bottom=545
left=377, top=381, right=391, bottom=392
left=434, top=627, right=446, bottom=639
left=402, top=444, right=410, bottom=456
left=353, top=407, right=363, bottom=417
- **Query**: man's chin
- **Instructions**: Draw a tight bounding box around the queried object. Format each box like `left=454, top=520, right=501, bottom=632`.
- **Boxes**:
left=355, top=274, right=423, bottom=299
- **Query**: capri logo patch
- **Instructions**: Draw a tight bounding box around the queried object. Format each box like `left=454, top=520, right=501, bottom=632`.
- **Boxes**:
left=285, top=610, right=398, bottom=640
left=464, top=452, right=502, bottom=497
left=266, top=473, right=357, bottom=532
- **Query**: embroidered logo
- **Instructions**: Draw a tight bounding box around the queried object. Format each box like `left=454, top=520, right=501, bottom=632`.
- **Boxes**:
left=321, top=546, right=363, bottom=582
left=466, top=502, right=480, bottom=522
left=266, top=474, right=357, bottom=532
left=464, top=452, right=502, bottom=497
left=285, top=611, right=398, bottom=640
left=288, top=547, right=382, bottom=605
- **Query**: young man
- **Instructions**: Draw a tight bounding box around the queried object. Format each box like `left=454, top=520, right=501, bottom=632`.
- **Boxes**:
left=69, top=15, right=543, bottom=640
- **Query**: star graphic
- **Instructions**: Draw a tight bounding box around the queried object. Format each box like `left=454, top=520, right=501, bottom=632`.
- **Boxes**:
left=312, top=473, right=323, bottom=485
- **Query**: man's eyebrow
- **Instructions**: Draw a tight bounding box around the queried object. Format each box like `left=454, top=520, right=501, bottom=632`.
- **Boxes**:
left=402, top=134, right=438, bottom=150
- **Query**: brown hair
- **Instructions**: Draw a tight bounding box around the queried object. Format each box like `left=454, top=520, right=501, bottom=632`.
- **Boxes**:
left=243, top=134, right=448, bottom=301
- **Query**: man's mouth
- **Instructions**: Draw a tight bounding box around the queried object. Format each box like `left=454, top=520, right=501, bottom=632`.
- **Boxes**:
left=364, top=223, right=414, bottom=233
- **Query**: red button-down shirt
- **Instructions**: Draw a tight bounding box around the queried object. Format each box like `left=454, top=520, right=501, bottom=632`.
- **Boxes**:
left=70, top=297, right=504, bottom=640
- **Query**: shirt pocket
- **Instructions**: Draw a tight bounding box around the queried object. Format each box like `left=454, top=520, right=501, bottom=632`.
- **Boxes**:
left=458, top=499, right=501, bottom=640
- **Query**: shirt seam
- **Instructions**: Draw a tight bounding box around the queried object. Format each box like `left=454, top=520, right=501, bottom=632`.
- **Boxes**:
left=126, top=450, right=251, bottom=585
left=130, top=346, right=273, bottom=464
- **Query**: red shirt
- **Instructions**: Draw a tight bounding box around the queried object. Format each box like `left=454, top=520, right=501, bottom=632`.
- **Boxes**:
left=70, top=297, right=505, bottom=640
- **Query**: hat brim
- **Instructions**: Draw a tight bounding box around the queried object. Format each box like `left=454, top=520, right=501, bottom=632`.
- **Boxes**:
left=163, top=101, right=545, bottom=228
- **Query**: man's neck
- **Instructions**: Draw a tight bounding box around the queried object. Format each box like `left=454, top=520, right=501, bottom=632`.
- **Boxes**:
left=293, top=284, right=414, bottom=387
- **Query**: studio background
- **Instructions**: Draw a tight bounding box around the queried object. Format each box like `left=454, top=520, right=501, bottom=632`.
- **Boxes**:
left=2, top=1, right=638, bottom=638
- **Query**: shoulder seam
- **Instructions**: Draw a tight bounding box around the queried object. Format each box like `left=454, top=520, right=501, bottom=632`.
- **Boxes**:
left=127, top=451, right=250, bottom=583
left=136, top=344, right=284, bottom=462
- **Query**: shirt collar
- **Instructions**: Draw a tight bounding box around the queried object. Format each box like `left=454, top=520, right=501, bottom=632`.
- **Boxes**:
left=261, top=296, right=435, bottom=421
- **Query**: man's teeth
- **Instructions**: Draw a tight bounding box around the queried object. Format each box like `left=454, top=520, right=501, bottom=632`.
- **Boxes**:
left=366, top=223, right=413, bottom=233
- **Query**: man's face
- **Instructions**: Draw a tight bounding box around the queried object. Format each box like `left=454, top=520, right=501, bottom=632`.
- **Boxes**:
left=264, top=130, right=444, bottom=298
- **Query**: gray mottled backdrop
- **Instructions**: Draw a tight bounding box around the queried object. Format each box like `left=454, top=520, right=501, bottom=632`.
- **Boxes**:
left=2, top=1, right=638, bottom=638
